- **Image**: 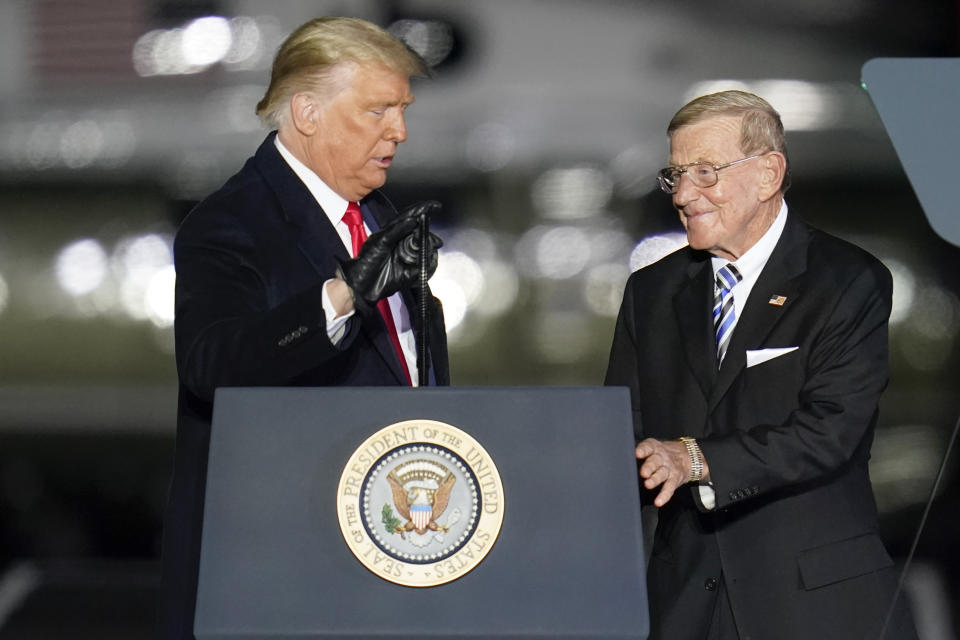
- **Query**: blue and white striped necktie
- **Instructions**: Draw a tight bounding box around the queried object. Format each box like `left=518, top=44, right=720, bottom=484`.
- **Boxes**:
left=713, top=263, right=742, bottom=366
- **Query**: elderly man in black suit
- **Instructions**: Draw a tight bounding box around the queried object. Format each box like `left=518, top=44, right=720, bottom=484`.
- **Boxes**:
left=159, top=17, right=446, bottom=639
left=605, top=90, right=917, bottom=639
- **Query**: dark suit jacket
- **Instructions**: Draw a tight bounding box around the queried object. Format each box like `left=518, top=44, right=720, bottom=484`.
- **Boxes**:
left=605, top=212, right=915, bottom=640
left=158, top=132, right=449, bottom=639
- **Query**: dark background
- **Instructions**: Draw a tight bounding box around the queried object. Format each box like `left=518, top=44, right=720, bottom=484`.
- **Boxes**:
left=0, top=1, right=958, bottom=637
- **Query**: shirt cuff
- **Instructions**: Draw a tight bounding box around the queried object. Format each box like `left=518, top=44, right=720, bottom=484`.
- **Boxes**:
left=698, top=484, right=717, bottom=510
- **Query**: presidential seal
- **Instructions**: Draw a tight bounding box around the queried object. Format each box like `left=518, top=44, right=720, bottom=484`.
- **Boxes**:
left=337, top=419, right=505, bottom=587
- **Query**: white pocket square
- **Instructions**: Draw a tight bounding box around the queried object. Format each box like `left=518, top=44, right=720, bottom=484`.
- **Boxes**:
left=746, top=346, right=799, bottom=368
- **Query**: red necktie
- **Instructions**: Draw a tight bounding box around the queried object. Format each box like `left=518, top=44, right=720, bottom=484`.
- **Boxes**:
left=343, top=202, right=412, bottom=386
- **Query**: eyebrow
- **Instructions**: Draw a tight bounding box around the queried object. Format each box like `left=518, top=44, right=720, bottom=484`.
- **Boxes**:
left=374, top=91, right=415, bottom=104
left=666, top=158, right=714, bottom=168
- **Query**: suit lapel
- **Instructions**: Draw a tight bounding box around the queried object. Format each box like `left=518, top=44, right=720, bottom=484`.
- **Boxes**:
left=254, top=135, right=408, bottom=384
left=674, top=255, right=717, bottom=402
left=254, top=133, right=351, bottom=273
left=707, top=215, right=811, bottom=412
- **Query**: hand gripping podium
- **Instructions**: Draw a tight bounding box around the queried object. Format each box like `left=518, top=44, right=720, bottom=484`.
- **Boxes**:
left=195, top=386, right=649, bottom=640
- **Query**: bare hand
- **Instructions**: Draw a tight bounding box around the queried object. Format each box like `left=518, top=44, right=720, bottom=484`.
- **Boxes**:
left=635, top=438, right=690, bottom=507
left=326, top=278, right=355, bottom=316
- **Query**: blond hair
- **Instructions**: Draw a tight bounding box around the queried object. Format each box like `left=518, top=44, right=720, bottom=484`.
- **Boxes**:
left=669, top=90, right=791, bottom=192
left=256, top=17, right=428, bottom=128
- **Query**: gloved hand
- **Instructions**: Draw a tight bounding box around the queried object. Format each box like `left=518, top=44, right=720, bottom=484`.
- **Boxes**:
left=337, top=201, right=443, bottom=314
left=396, top=213, right=443, bottom=285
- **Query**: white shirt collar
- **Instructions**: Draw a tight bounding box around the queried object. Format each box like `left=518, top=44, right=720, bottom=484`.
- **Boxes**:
left=712, top=200, right=789, bottom=281
left=274, top=135, right=350, bottom=226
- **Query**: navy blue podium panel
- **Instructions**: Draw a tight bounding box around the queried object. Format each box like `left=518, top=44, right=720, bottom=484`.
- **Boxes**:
left=195, top=386, right=648, bottom=640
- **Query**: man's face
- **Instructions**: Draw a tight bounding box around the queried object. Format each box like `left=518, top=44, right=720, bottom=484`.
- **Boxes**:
left=308, top=63, right=414, bottom=202
left=669, top=115, right=776, bottom=261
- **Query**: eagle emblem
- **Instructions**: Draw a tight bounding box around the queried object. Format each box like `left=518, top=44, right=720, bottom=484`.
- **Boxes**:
left=338, top=421, right=504, bottom=586
left=383, top=458, right=456, bottom=539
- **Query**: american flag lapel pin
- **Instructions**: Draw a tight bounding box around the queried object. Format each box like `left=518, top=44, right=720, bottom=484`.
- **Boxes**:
left=768, top=295, right=787, bottom=306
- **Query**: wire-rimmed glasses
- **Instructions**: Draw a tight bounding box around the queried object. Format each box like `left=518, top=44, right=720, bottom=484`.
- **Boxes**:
left=657, top=154, right=765, bottom=194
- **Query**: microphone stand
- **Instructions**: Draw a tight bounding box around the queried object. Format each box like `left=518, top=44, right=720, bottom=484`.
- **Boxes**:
left=416, top=211, right=430, bottom=387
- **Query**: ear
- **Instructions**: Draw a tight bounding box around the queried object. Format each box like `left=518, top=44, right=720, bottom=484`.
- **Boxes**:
left=757, top=152, right=786, bottom=201
left=289, top=92, right=319, bottom=136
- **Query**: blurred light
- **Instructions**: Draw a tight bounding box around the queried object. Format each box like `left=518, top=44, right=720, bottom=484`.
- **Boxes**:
left=610, top=143, right=663, bottom=198
left=684, top=80, right=841, bottom=131
left=465, top=123, right=516, bottom=172
left=99, top=114, right=138, bottom=167
left=0, top=272, right=9, bottom=315
left=12, top=112, right=137, bottom=171
left=884, top=257, right=916, bottom=325
left=442, top=228, right=518, bottom=318
left=132, top=29, right=164, bottom=77
left=119, top=278, right=149, bottom=321
left=114, top=233, right=173, bottom=280
left=112, top=234, right=174, bottom=322
left=182, top=16, right=232, bottom=67
left=429, top=242, right=519, bottom=327
left=472, top=261, right=519, bottom=317
left=226, top=16, right=283, bottom=71
left=389, top=20, right=454, bottom=67
left=755, top=80, right=841, bottom=131
left=684, top=79, right=751, bottom=98
left=55, top=239, right=108, bottom=297
left=26, top=119, right=64, bottom=169
left=146, top=265, right=176, bottom=328
left=629, top=232, right=688, bottom=271
left=444, top=228, right=499, bottom=262
left=153, top=29, right=197, bottom=75
left=870, top=424, right=948, bottom=513
left=897, top=284, right=960, bottom=373
left=532, top=166, right=613, bottom=220
left=135, top=15, right=243, bottom=77
left=590, top=229, right=633, bottom=263
left=433, top=251, right=485, bottom=306
left=60, top=120, right=104, bottom=169
left=0, top=561, right=41, bottom=622
left=85, top=282, right=120, bottom=318
left=532, top=312, right=592, bottom=363
left=910, top=286, right=959, bottom=341
left=583, top=263, right=631, bottom=317
left=516, top=225, right=590, bottom=279
left=223, top=16, right=262, bottom=66
left=430, top=277, right=468, bottom=331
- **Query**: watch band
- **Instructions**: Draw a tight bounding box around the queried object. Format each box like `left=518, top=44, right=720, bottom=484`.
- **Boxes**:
left=678, top=437, right=704, bottom=483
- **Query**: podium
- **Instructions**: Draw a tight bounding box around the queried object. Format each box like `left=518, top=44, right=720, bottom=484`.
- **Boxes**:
left=195, top=386, right=649, bottom=639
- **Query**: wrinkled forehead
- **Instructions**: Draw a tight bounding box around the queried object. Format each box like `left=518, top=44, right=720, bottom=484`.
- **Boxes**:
left=668, top=115, right=744, bottom=165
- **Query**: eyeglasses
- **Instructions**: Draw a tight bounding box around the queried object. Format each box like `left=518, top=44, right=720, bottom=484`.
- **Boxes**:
left=657, top=154, right=765, bottom=194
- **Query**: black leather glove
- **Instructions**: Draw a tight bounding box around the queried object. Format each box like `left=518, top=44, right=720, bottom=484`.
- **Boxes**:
left=396, top=216, right=443, bottom=283
left=337, top=201, right=443, bottom=314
